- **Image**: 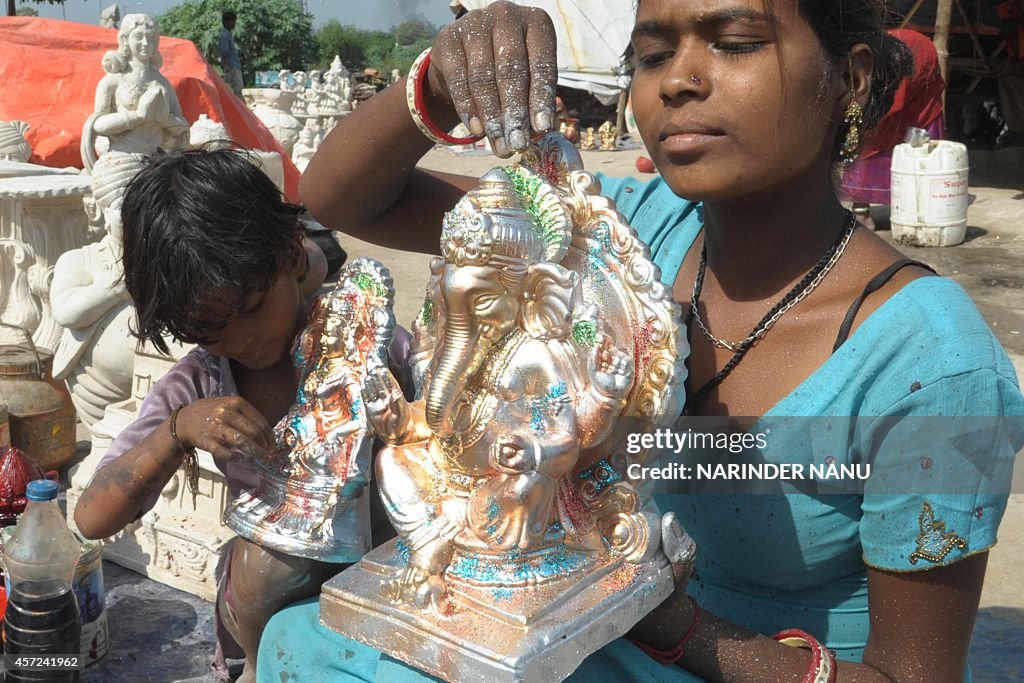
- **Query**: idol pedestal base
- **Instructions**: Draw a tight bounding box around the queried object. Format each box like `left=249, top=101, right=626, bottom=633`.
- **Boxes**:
left=320, top=538, right=673, bottom=683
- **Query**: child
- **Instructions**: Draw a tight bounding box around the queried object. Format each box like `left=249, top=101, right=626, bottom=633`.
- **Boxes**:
left=74, top=148, right=341, bottom=683
left=259, top=1, right=1024, bottom=681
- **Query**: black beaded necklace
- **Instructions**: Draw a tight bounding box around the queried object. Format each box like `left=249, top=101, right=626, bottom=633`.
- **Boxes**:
left=683, top=211, right=857, bottom=416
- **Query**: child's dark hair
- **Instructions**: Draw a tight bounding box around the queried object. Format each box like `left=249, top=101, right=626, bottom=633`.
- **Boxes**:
left=222, top=10, right=237, bottom=26
left=121, top=148, right=304, bottom=354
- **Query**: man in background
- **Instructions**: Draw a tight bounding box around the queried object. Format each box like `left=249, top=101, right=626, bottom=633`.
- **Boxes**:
left=218, top=10, right=243, bottom=98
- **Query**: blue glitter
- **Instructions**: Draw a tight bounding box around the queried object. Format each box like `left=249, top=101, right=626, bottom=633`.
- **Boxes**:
left=577, top=459, right=622, bottom=494
left=529, top=382, right=568, bottom=432
left=447, top=543, right=592, bottom=585
left=395, top=539, right=410, bottom=564
left=492, top=587, right=515, bottom=602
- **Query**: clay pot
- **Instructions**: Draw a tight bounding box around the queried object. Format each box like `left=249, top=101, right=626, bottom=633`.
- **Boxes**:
left=0, top=336, right=77, bottom=472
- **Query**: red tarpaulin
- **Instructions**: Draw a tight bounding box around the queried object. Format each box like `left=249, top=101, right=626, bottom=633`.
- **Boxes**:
left=0, top=17, right=300, bottom=201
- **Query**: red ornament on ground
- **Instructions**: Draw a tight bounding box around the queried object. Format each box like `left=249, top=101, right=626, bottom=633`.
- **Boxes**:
left=636, top=156, right=656, bottom=173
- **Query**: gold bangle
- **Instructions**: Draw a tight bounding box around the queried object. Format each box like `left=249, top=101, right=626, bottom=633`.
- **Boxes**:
left=169, top=405, right=200, bottom=508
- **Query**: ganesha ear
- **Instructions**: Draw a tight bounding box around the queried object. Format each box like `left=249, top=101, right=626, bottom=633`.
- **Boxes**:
left=521, top=262, right=580, bottom=340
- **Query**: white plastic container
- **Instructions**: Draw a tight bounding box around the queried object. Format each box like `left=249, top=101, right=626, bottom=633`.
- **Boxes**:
left=890, top=136, right=969, bottom=247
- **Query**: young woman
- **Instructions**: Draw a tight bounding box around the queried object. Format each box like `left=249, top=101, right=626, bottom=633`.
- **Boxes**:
left=257, top=2, right=1022, bottom=681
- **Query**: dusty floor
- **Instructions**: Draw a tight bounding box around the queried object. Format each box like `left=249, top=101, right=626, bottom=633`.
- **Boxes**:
left=80, top=145, right=1024, bottom=681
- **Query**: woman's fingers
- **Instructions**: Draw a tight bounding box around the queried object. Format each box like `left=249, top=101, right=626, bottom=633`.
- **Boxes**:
left=524, top=6, right=559, bottom=132
left=433, top=25, right=478, bottom=134
left=661, top=512, right=698, bottom=587
left=491, top=3, right=531, bottom=154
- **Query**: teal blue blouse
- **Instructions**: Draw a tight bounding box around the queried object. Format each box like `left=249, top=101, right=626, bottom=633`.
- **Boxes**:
left=256, top=175, right=1022, bottom=683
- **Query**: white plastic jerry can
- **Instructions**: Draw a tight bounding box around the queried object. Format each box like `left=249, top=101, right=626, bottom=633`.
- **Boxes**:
left=890, top=136, right=969, bottom=247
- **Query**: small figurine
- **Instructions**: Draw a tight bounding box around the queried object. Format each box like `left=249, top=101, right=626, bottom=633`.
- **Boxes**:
left=224, top=258, right=395, bottom=562
left=598, top=121, right=618, bottom=150
left=580, top=126, right=597, bottom=150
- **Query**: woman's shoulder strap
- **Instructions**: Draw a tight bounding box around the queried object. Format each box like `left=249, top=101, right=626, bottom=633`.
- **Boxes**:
left=832, top=258, right=938, bottom=353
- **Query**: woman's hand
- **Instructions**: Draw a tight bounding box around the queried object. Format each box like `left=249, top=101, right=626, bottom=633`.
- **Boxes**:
left=428, top=0, right=559, bottom=157
left=172, top=396, right=275, bottom=462
left=627, top=512, right=699, bottom=650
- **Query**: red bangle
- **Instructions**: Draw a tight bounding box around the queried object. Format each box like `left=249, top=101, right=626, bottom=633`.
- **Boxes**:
left=407, top=48, right=484, bottom=146
left=772, top=629, right=837, bottom=683
left=628, top=596, right=701, bottom=665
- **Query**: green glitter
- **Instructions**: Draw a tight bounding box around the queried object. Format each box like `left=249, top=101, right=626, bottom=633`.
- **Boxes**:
left=507, top=167, right=563, bottom=251
left=419, top=296, right=433, bottom=325
left=352, top=272, right=387, bottom=298
left=572, top=319, right=597, bottom=347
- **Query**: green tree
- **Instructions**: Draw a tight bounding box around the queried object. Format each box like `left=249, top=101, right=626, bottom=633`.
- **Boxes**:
left=315, top=20, right=392, bottom=72
left=159, top=0, right=317, bottom=87
left=392, top=19, right=435, bottom=47
left=15, top=4, right=38, bottom=15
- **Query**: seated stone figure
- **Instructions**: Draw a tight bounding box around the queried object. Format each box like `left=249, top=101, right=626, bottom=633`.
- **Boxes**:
left=51, top=152, right=141, bottom=428
left=80, top=13, right=188, bottom=171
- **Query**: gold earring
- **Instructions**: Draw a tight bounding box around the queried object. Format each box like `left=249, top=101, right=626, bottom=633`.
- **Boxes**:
left=839, top=99, right=863, bottom=166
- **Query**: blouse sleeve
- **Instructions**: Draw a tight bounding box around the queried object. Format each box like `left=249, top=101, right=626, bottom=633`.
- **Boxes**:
left=858, top=368, right=1024, bottom=571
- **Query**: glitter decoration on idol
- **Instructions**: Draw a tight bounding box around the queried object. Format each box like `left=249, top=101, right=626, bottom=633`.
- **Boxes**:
left=223, top=259, right=395, bottom=562
left=321, top=133, right=690, bottom=681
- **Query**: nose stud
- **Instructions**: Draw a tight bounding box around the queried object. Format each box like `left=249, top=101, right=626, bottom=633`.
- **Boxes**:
left=691, top=74, right=702, bottom=86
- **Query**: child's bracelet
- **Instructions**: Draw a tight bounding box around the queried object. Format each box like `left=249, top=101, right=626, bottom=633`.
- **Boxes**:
left=406, top=47, right=484, bottom=146
left=169, top=405, right=200, bottom=508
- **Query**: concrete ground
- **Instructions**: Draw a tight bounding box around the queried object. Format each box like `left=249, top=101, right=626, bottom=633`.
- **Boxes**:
left=82, top=145, right=1024, bottom=681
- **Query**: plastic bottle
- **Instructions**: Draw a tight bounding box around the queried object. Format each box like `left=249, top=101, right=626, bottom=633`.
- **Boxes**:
left=2, top=479, right=81, bottom=682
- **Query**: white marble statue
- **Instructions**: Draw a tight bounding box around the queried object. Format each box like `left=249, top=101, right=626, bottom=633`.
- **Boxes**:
left=279, top=69, right=295, bottom=92
left=291, top=71, right=309, bottom=115
left=80, top=13, right=189, bottom=172
left=250, top=89, right=303, bottom=155
left=0, top=121, right=32, bottom=162
left=306, top=70, right=323, bottom=115
left=51, top=152, right=139, bottom=427
left=292, top=122, right=318, bottom=173
left=189, top=114, right=231, bottom=150
left=100, top=3, right=120, bottom=29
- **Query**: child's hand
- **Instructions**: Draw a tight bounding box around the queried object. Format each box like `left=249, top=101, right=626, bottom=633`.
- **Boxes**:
left=173, top=397, right=275, bottom=462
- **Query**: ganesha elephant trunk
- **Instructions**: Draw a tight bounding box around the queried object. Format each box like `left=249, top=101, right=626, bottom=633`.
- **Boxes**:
left=425, top=314, right=485, bottom=439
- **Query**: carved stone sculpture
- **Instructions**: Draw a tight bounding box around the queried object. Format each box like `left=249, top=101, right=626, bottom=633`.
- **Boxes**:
left=249, top=88, right=303, bottom=155
left=80, top=14, right=189, bottom=172
left=0, top=121, right=32, bottom=162
left=0, top=169, right=92, bottom=352
left=99, top=3, right=120, bottom=29
left=291, top=71, right=309, bottom=116
left=188, top=114, right=230, bottom=150
left=279, top=69, right=294, bottom=92
left=224, top=258, right=395, bottom=562
left=322, top=134, right=688, bottom=681
left=291, top=122, right=318, bottom=173
left=51, top=152, right=139, bottom=428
